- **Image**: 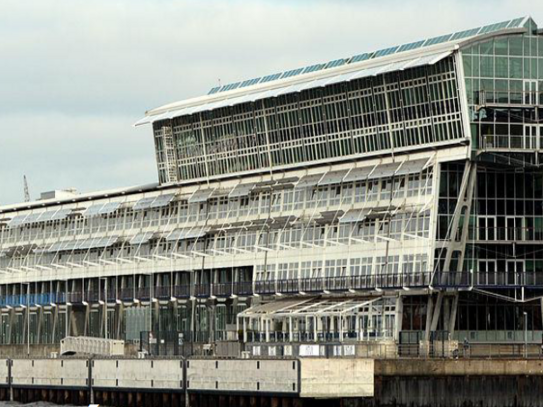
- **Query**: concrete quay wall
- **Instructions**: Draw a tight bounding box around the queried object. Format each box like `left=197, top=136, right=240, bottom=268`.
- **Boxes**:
left=0, top=357, right=542, bottom=406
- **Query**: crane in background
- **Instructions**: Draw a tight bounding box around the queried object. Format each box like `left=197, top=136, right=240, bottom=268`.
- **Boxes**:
left=23, top=175, right=30, bottom=202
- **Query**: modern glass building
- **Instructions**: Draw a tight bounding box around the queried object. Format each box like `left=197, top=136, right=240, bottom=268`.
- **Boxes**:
left=1, top=16, right=542, bottom=353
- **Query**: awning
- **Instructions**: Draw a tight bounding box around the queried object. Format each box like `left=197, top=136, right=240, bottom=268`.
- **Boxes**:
left=238, top=298, right=314, bottom=317
left=339, top=208, right=371, bottom=223
left=130, top=232, right=156, bottom=245
left=133, top=197, right=157, bottom=211
left=295, top=173, right=326, bottom=189
left=343, top=165, right=375, bottom=183
left=239, top=297, right=380, bottom=319
left=184, top=226, right=210, bottom=239
left=47, top=236, right=118, bottom=253
left=394, top=158, right=432, bottom=176
left=149, top=193, right=176, bottom=209
left=166, top=227, right=209, bottom=241
left=229, top=183, right=256, bottom=198
left=367, top=162, right=401, bottom=180
left=318, top=169, right=349, bottom=186
left=188, top=188, right=216, bottom=203
left=83, top=202, right=121, bottom=217
left=166, top=228, right=189, bottom=241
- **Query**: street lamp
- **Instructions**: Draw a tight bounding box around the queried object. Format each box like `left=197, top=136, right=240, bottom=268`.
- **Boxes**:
left=21, top=282, right=30, bottom=358
left=524, top=311, right=528, bottom=359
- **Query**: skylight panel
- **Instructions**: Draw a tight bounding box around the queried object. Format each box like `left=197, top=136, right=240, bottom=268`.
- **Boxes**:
left=424, top=34, right=452, bottom=47
left=302, top=64, right=326, bottom=74
left=324, top=59, right=347, bottom=69
left=508, top=17, right=525, bottom=28
left=350, top=53, right=371, bottom=63
left=260, top=73, right=282, bottom=83
left=208, top=86, right=221, bottom=95
left=373, top=46, right=399, bottom=58
left=240, top=78, right=261, bottom=88
left=450, top=28, right=480, bottom=41
left=397, top=40, right=425, bottom=53
left=280, top=68, right=304, bottom=79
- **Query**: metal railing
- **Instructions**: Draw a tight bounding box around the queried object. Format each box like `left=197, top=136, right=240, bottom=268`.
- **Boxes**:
left=476, top=90, right=543, bottom=106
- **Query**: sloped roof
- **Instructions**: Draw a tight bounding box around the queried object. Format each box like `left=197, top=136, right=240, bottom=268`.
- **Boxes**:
left=136, top=17, right=533, bottom=126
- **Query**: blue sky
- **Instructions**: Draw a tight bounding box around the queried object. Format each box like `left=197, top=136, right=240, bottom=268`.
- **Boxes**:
left=0, top=0, right=541, bottom=205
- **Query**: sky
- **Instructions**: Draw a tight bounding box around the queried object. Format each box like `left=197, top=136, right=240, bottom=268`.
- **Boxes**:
left=0, top=0, right=541, bottom=206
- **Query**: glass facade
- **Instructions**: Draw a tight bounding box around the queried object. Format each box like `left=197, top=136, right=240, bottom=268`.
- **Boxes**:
left=154, top=58, right=463, bottom=183
left=3, top=19, right=543, bottom=350
left=463, top=19, right=543, bottom=152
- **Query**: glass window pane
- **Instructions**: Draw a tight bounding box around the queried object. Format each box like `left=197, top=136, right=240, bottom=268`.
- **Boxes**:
left=509, top=58, right=523, bottom=79
left=495, top=57, right=508, bottom=78
left=509, top=37, right=523, bottom=56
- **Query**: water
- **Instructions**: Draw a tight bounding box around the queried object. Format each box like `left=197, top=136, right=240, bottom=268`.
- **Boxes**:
left=0, top=403, right=79, bottom=407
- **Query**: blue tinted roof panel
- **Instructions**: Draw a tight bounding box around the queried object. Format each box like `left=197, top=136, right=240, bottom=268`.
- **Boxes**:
left=207, top=17, right=530, bottom=94
left=397, top=40, right=425, bottom=52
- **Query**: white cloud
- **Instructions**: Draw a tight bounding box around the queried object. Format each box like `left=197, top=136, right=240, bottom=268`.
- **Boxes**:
left=0, top=0, right=541, bottom=204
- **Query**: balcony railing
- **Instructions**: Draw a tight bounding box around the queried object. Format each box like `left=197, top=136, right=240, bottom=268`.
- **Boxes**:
left=476, top=90, right=543, bottom=107
left=471, top=227, right=543, bottom=242
left=3, top=270, right=543, bottom=309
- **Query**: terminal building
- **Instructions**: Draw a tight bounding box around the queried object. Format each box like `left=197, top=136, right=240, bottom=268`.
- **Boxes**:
left=1, top=16, right=543, bottom=355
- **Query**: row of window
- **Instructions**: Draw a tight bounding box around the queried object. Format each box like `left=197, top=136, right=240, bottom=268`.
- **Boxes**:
left=155, top=59, right=462, bottom=182
left=254, top=254, right=429, bottom=281
left=0, top=168, right=434, bottom=245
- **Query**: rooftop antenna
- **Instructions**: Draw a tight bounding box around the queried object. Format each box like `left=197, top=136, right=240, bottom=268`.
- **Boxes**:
left=23, top=175, right=30, bottom=202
